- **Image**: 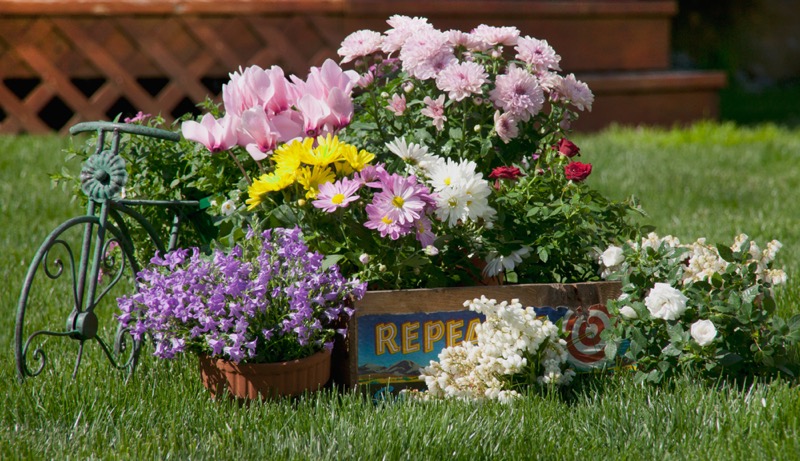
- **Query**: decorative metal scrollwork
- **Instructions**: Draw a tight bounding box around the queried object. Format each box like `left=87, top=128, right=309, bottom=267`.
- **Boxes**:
left=14, top=121, right=204, bottom=382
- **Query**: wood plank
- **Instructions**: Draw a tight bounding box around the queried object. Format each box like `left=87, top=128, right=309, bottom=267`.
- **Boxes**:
left=117, top=18, right=210, bottom=103
left=9, top=21, right=107, bottom=121
left=0, top=0, right=673, bottom=16
left=343, top=0, right=676, bottom=17
left=0, top=0, right=344, bottom=15
left=0, top=81, right=50, bottom=132
left=580, top=70, right=728, bottom=93
left=181, top=17, right=251, bottom=71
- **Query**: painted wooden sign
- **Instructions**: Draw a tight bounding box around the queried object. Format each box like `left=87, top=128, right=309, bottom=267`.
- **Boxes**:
left=334, top=282, right=621, bottom=395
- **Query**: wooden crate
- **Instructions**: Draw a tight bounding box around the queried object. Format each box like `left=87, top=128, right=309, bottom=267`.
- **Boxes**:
left=334, top=281, right=621, bottom=395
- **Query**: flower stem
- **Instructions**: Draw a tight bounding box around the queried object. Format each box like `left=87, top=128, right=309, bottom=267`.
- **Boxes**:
left=228, top=151, right=252, bottom=185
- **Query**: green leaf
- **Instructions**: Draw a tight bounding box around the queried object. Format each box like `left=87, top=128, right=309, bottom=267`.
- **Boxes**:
left=604, top=341, right=618, bottom=360
left=661, top=343, right=682, bottom=357
left=716, top=244, right=734, bottom=262
left=322, top=254, right=344, bottom=270
left=537, top=247, right=548, bottom=263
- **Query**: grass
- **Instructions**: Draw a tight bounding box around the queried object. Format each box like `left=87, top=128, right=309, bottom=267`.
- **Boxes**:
left=3, top=123, right=800, bottom=460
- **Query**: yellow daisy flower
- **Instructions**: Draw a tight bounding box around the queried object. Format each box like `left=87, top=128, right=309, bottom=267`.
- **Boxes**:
left=272, top=138, right=309, bottom=173
left=300, top=134, right=345, bottom=167
left=246, top=173, right=294, bottom=210
left=341, top=144, right=375, bottom=172
left=297, top=165, right=336, bottom=199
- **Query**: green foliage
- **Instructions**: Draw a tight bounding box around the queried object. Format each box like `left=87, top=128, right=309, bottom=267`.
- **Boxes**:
left=50, top=110, right=256, bottom=264
left=601, top=235, right=800, bottom=384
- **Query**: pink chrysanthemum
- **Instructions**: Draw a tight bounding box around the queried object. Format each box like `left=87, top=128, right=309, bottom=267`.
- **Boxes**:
left=515, top=36, right=561, bottom=72
left=338, top=30, right=384, bottom=63
left=446, top=30, right=484, bottom=51
left=421, top=95, right=447, bottom=131
left=414, top=216, right=436, bottom=247
left=399, top=28, right=455, bottom=80
left=312, top=178, right=361, bottom=213
left=558, top=73, right=594, bottom=112
left=363, top=208, right=412, bottom=240
left=357, top=71, right=374, bottom=89
left=386, top=93, right=407, bottom=116
left=489, top=65, right=544, bottom=122
left=471, top=24, right=520, bottom=47
left=435, top=61, right=488, bottom=101
left=493, top=110, right=519, bottom=144
left=382, top=15, right=433, bottom=53
left=371, top=173, right=434, bottom=225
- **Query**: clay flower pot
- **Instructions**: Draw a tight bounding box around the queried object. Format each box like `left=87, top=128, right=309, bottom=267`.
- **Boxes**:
left=198, top=349, right=331, bottom=400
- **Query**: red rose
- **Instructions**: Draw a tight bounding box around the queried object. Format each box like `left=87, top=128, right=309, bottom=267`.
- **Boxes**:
left=556, top=138, right=580, bottom=157
left=489, top=166, right=525, bottom=181
left=564, top=161, right=592, bottom=181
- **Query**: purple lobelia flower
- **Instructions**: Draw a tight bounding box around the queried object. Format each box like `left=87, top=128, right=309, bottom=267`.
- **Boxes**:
left=116, top=227, right=366, bottom=364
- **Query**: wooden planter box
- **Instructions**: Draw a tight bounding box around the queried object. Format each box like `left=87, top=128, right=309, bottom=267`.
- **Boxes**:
left=333, top=281, right=621, bottom=396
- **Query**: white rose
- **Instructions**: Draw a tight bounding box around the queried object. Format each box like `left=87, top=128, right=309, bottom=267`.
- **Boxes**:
left=690, top=319, right=717, bottom=346
left=220, top=199, right=236, bottom=216
left=618, top=305, right=638, bottom=320
left=645, top=283, right=689, bottom=320
left=601, top=246, right=625, bottom=267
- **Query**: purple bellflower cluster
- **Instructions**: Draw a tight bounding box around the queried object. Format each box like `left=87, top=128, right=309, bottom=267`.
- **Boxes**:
left=117, top=227, right=366, bottom=363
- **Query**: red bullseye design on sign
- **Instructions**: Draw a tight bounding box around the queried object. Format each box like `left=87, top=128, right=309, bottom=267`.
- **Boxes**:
left=563, top=304, right=612, bottom=369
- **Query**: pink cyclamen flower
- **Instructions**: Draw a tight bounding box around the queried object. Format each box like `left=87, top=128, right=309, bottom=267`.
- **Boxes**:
left=223, top=65, right=294, bottom=117
left=181, top=113, right=239, bottom=154
left=493, top=110, right=519, bottom=143
left=489, top=65, right=544, bottom=122
left=338, top=29, right=384, bottom=63
left=435, top=61, right=488, bottom=101
left=515, top=36, right=561, bottom=72
left=237, top=107, right=304, bottom=161
left=558, top=73, right=594, bottom=112
left=471, top=24, right=520, bottom=47
left=386, top=93, right=407, bottom=116
left=312, top=178, right=361, bottom=213
left=421, top=95, right=447, bottom=131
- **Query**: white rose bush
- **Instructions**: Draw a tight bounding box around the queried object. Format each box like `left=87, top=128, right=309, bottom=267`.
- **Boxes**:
left=599, top=233, right=800, bottom=384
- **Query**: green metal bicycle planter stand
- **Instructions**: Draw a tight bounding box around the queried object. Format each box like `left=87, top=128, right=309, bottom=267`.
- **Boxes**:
left=14, top=121, right=209, bottom=381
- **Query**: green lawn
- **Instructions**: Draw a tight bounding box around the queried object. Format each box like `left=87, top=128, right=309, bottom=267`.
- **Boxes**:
left=3, top=123, right=800, bottom=460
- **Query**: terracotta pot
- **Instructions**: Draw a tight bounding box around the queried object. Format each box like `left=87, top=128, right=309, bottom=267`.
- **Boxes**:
left=198, top=349, right=331, bottom=400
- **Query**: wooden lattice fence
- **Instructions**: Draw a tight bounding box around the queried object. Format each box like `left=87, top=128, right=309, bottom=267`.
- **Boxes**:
left=0, top=0, right=725, bottom=134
